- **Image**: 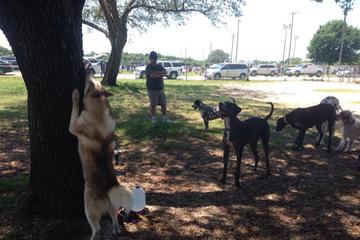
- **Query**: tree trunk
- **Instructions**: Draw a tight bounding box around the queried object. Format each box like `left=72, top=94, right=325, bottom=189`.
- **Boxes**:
left=0, top=0, right=86, bottom=218
left=102, top=25, right=127, bottom=86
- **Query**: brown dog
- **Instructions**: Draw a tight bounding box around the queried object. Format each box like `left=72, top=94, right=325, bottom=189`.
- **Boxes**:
left=69, top=75, right=133, bottom=240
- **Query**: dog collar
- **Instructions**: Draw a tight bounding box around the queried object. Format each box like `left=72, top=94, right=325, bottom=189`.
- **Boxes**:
left=283, top=115, right=289, bottom=124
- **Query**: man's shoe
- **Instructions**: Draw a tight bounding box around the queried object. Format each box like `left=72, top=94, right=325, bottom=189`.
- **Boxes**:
left=151, top=117, right=157, bottom=124
left=162, top=117, right=171, bottom=123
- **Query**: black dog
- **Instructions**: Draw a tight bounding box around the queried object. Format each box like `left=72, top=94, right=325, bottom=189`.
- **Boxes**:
left=219, top=101, right=273, bottom=188
left=192, top=99, right=221, bottom=129
left=276, top=103, right=336, bottom=152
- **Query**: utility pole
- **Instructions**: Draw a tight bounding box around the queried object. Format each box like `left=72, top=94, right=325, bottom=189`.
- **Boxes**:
left=235, top=19, right=240, bottom=62
left=202, top=48, right=206, bottom=80
left=292, top=35, right=298, bottom=62
left=287, top=12, right=297, bottom=67
left=210, top=42, right=212, bottom=54
left=185, top=47, right=187, bottom=81
left=338, top=12, right=347, bottom=65
left=282, top=24, right=290, bottom=64
left=230, top=33, right=234, bottom=62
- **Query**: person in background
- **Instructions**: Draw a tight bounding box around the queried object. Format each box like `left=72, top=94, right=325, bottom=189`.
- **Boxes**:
left=145, top=51, right=170, bottom=123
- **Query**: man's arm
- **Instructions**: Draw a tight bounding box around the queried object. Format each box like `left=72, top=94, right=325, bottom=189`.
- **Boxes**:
left=147, top=65, right=167, bottom=78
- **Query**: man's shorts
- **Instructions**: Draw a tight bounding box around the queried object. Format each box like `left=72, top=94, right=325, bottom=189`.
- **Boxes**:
left=147, top=89, right=167, bottom=106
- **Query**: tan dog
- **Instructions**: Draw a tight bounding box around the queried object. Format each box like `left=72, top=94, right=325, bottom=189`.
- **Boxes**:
left=335, top=110, right=360, bottom=152
left=69, top=76, right=132, bottom=240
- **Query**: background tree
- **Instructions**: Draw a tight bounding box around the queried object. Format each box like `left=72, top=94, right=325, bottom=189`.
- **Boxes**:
left=307, top=20, right=360, bottom=64
left=313, top=0, right=355, bottom=64
left=82, top=0, right=244, bottom=86
left=0, top=45, right=12, bottom=56
left=0, top=0, right=86, bottom=218
left=206, top=49, right=230, bottom=64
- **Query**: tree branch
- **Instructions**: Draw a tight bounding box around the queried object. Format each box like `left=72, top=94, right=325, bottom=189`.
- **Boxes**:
left=82, top=19, right=109, bottom=38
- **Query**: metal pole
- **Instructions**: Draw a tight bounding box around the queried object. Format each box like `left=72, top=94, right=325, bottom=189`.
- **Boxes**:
left=235, top=19, right=240, bottom=62
left=338, top=13, right=347, bottom=65
left=292, top=35, right=298, bottom=62
left=202, top=48, right=205, bottom=67
left=230, top=33, right=234, bottom=62
left=287, top=12, right=296, bottom=67
left=282, top=24, right=289, bottom=64
left=185, top=47, right=187, bottom=81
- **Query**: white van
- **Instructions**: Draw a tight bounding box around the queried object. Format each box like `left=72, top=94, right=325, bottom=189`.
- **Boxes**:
left=205, top=63, right=248, bottom=80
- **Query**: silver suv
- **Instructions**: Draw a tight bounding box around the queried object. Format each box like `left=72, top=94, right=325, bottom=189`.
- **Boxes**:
left=205, top=63, right=248, bottom=80
left=134, top=61, right=183, bottom=79
left=250, top=64, right=279, bottom=76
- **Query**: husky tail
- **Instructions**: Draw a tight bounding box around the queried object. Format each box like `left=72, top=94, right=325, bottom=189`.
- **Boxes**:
left=107, top=184, right=133, bottom=213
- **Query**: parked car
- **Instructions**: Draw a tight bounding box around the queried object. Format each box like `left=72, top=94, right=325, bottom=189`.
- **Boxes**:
left=0, top=59, right=14, bottom=75
left=336, top=70, right=351, bottom=77
left=205, top=63, right=248, bottom=80
left=250, top=64, right=279, bottom=76
left=134, top=61, right=183, bottom=79
left=0, top=55, right=19, bottom=70
left=285, top=63, right=323, bottom=77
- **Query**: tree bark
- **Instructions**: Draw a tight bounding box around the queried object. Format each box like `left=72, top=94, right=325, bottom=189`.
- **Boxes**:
left=0, top=0, right=86, bottom=218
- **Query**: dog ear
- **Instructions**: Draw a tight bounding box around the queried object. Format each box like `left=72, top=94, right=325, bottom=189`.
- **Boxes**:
left=235, top=105, right=242, bottom=114
left=229, top=97, right=236, bottom=103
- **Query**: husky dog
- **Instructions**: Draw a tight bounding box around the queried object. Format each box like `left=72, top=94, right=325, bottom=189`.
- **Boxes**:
left=69, top=74, right=133, bottom=239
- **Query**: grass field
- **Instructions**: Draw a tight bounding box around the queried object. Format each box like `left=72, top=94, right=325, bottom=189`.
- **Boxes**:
left=1, top=76, right=359, bottom=239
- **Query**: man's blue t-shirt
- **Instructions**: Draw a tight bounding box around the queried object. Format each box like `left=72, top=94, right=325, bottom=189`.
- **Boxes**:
left=145, top=63, right=166, bottom=91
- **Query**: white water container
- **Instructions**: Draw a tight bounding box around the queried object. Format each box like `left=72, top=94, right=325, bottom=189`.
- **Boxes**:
left=131, top=186, right=146, bottom=212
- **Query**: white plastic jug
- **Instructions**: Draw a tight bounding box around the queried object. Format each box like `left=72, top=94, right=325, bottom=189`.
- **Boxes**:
left=131, top=186, right=146, bottom=212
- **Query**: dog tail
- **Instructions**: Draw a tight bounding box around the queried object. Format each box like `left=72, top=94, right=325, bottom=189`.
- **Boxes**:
left=107, top=184, right=133, bottom=212
left=264, top=102, right=274, bottom=121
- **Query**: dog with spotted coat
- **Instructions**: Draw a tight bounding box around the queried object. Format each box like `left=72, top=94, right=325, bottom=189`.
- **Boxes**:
left=192, top=99, right=221, bottom=129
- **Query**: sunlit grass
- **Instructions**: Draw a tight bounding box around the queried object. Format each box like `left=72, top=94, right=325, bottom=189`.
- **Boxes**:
left=315, top=88, right=360, bottom=94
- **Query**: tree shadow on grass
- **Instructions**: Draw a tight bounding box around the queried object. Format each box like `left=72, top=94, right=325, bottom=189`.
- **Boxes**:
left=113, top=99, right=359, bottom=239
left=142, top=146, right=360, bottom=239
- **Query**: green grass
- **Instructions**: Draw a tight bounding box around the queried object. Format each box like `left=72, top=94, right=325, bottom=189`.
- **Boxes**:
left=0, top=76, right=301, bottom=151
left=0, top=77, right=28, bottom=130
left=0, top=75, right=352, bottom=238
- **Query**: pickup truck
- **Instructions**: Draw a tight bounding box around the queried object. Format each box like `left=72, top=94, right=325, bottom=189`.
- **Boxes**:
left=285, top=63, right=323, bottom=77
left=134, top=61, right=183, bottom=79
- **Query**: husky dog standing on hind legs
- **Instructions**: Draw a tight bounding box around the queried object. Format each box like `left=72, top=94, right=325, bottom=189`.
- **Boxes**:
left=69, top=71, right=135, bottom=239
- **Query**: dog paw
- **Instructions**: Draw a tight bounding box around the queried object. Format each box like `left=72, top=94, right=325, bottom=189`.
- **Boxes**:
left=72, top=89, right=80, bottom=101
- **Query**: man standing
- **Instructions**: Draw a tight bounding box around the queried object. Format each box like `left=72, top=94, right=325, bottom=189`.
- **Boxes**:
left=146, top=51, right=170, bottom=123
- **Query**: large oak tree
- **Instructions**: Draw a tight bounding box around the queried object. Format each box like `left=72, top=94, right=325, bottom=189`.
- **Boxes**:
left=0, top=0, right=86, bottom=218
left=307, top=20, right=360, bottom=64
left=82, top=0, right=245, bottom=86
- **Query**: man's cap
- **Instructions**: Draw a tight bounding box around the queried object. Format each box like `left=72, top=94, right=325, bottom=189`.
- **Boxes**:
left=149, top=51, right=158, bottom=60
